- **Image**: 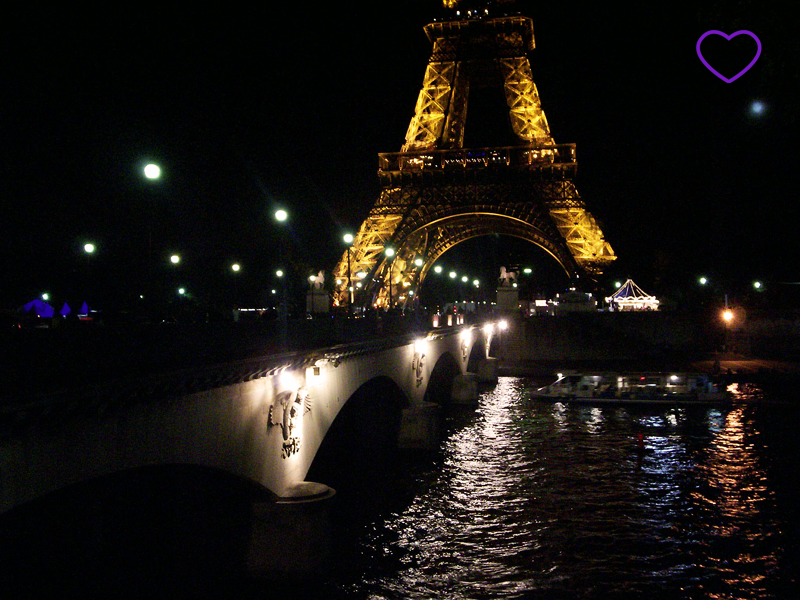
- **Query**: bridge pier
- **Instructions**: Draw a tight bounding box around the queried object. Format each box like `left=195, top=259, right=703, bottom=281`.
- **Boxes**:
left=476, top=357, right=499, bottom=384
left=451, top=373, right=479, bottom=404
left=397, top=402, right=441, bottom=450
left=247, top=481, right=335, bottom=580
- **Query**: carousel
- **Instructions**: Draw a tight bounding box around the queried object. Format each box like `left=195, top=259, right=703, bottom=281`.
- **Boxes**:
left=605, top=279, right=659, bottom=311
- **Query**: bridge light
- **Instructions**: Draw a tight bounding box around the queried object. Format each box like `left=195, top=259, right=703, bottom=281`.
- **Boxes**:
left=460, top=328, right=473, bottom=344
left=498, top=319, right=509, bottom=331
left=483, top=323, right=494, bottom=336
left=279, top=369, right=298, bottom=391
left=434, top=265, right=443, bottom=274
left=414, top=338, right=428, bottom=354
left=449, top=271, right=457, bottom=279
left=461, top=275, right=468, bottom=283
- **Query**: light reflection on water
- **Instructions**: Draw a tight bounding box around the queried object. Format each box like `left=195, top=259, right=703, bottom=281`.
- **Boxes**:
left=330, top=377, right=800, bottom=599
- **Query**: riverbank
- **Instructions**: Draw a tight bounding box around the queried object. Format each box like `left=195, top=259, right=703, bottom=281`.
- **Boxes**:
left=498, top=352, right=800, bottom=385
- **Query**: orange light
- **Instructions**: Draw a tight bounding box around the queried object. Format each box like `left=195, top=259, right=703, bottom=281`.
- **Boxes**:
left=722, top=309, right=734, bottom=323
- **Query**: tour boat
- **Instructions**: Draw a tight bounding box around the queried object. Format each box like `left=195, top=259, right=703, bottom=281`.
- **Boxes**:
left=531, top=371, right=730, bottom=405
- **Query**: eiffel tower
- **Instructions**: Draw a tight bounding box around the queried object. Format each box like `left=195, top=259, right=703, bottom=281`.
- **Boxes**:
left=332, top=0, right=615, bottom=310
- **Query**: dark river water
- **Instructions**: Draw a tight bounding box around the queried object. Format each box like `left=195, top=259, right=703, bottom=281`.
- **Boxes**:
left=320, top=377, right=800, bottom=600
left=3, top=377, right=800, bottom=599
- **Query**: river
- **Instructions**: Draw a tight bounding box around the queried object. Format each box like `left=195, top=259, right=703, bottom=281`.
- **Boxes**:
left=319, top=377, right=800, bottom=599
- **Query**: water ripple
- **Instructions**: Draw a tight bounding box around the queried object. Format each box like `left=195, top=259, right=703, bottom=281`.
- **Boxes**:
left=333, top=377, right=800, bottom=599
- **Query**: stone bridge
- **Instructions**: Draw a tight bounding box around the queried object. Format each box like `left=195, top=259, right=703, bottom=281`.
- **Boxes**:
left=0, top=321, right=503, bottom=576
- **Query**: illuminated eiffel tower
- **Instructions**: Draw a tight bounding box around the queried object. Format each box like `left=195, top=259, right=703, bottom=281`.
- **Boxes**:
left=332, top=1, right=615, bottom=310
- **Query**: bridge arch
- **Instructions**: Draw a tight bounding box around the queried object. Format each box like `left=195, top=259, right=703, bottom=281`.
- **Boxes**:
left=466, top=335, right=488, bottom=373
left=305, top=375, right=406, bottom=500
left=423, top=350, right=461, bottom=405
left=0, top=463, right=272, bottom=593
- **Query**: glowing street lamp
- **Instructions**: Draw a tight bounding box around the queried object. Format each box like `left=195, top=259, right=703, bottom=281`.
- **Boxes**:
left=170, top=254, right=181, bottom=265
left=143, top=163, right=161, bottom=180
left=699, top=276, right=708, bottom=285
left=722, top=309, right=734, bottom=323
left=385, top=247, right=396, bottom=308
left=434, top=265, right=443, bottom=274
left=343, top=233, right=354, bottom=315
left=83, top=243, right=96, bottom=254
left=231, top=263, right=241, bottom=272
left=274, top=209, right=288, bottom=222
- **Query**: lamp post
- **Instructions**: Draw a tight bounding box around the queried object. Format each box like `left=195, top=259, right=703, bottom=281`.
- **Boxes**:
left=143, top=163, right=161, bottom=255
left=82, top=242, right=96, bottom=304
left=343, top=233, right=354, bottom=316
left=385, top=247, right=395, bottom=310
left=275, top=209, right=289, bottom=350
left=141, top=161, right=163, bottom=307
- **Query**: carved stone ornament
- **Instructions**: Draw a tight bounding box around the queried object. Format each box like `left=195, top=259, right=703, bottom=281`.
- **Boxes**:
left=268, top=388, right=312, bottom=458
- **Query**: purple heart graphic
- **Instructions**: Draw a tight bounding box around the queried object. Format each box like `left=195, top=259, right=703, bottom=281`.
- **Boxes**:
left=697, top=30, right=762, bottom=83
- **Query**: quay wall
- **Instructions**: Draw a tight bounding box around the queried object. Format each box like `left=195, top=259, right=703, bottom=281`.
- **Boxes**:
left=514, top=311, right=723, bottom=362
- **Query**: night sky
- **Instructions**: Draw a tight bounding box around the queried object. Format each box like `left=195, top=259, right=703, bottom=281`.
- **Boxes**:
left=2, top=1, right=798, bottom=312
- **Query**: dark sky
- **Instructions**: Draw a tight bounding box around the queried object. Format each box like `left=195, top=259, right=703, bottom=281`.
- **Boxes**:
left=2, top=1, right=798, bottom=309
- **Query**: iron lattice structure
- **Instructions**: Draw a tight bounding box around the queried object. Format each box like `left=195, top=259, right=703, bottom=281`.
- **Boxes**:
left=333, top=11, right=615, bottom=310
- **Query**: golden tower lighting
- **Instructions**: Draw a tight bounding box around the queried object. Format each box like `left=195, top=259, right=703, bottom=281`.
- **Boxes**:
left=332, top=5, right=615, bottom=309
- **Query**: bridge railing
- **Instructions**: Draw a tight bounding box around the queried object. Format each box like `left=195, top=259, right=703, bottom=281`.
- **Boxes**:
left=0, top=320, right=487, bottom=437
left=378, top=144, right=576, bottom=174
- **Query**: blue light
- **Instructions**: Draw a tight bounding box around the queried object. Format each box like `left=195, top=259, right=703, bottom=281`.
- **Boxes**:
left=750, top=100, right=765, bottom=116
